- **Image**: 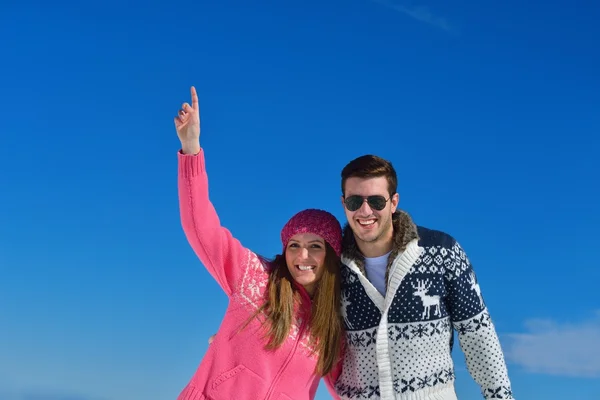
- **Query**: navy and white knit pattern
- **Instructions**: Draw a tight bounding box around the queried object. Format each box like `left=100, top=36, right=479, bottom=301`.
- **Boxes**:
left=336, top=227, right=514, bottom=400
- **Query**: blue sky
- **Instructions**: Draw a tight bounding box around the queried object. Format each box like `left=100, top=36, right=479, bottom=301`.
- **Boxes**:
left=0, top=0, right=598, bottom=399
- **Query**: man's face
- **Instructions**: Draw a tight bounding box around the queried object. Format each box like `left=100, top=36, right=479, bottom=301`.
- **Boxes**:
left=341, top=176, right=399, bottom=246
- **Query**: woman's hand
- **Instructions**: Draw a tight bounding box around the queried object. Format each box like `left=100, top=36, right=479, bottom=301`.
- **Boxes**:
left=174, top=86, right=201, bottom=155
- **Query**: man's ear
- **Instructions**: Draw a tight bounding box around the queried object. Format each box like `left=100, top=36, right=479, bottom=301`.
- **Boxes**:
left=391, top=193, right=400, bottom=213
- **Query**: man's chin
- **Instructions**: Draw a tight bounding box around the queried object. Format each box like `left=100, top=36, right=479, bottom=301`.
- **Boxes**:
left=355, top=230, right=379, bottom=244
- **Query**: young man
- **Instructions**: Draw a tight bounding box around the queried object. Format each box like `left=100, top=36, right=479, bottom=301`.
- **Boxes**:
left=334, top=155, right=514, bottom=400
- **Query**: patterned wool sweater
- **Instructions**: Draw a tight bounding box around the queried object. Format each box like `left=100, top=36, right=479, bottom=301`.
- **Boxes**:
left=334, top=211, right=514, bottom=400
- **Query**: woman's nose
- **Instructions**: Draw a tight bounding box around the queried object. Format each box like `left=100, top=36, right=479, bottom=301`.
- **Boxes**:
left=299, top=248, right=309, bottom=259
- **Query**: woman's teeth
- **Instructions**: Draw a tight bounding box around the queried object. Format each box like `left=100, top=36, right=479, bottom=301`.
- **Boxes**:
left=298, top=265, right=315, bottom=271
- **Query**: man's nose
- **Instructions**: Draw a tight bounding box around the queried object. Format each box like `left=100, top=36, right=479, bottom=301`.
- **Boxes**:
left=358, top=198, right=372, bottom=214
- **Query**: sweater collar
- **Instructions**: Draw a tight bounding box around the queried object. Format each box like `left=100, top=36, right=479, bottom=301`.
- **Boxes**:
left=292, top=280, right=314, bottom=304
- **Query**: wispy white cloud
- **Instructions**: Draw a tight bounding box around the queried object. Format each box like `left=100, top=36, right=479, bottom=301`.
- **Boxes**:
left=504, top=311, right=600, bottom=378
left=371, top=0, right=455, bottom=33
left=0, top=385, right=102, bottom=400
left=17, top=395, right=94, bottom=400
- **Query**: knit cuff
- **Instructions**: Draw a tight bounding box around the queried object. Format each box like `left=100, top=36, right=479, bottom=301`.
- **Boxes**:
left=178, top=148, right=205, bottom=179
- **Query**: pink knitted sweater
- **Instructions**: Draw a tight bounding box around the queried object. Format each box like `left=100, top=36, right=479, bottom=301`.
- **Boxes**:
left=176, top=150, right=341, bottom=400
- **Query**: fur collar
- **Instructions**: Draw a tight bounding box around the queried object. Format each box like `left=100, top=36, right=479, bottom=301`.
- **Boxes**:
left=341, top=210, right=419, bottom=287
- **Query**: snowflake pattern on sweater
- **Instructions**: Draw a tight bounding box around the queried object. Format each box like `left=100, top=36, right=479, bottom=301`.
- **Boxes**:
left=335, top=221, right=514, bottom=400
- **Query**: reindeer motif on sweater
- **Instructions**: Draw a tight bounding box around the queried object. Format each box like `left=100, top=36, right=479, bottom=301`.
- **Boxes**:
left=411, top=278, right=441, bottom=319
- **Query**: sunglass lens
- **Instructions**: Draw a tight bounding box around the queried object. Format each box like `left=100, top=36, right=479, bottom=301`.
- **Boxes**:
left=368, top=196, right=387, bottom=210
left=344, top=196, right=363, bottom=211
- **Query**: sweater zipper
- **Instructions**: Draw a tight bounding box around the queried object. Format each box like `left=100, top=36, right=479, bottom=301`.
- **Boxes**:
left=264, top=292, right=310, bottom=400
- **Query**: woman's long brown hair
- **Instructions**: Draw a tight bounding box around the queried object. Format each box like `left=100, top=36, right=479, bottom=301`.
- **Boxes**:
left=245, top=242, right=343, bottom=376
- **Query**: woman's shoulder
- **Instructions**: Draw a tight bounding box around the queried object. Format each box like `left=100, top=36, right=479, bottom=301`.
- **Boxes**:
left=231, top=250, right=272, bottom=305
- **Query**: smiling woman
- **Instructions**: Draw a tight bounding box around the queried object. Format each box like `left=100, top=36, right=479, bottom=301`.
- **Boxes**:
left=285, top=233, right=327, bottom=295
left=172, top=86, right=345, bottom=400
left=281, top=210, right=342, bottom=297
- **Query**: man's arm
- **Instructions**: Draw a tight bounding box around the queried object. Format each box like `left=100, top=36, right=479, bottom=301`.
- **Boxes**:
left=446, top=240, right=515, bottom=399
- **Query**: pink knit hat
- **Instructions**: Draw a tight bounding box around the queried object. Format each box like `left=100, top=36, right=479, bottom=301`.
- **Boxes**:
left=280, top=209, right=342, bottom=257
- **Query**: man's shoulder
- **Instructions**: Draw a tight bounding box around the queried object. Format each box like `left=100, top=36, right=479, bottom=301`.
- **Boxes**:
left=416, top=225, right=458, bottom=250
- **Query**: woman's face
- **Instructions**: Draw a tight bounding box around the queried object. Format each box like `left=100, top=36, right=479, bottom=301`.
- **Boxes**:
left=285, top=232, right=327, bottom=296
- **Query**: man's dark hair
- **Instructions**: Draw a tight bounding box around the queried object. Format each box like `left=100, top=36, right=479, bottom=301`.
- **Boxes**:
left=341, top=155, right=398, bottom=197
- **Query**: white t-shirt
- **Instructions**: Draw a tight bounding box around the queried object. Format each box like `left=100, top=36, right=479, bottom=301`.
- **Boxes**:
left=364, top=251, right=393, bottom=296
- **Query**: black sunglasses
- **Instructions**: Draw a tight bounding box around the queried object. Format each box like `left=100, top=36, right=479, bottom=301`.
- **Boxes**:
left=344, top=195, right=391, bottom=211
